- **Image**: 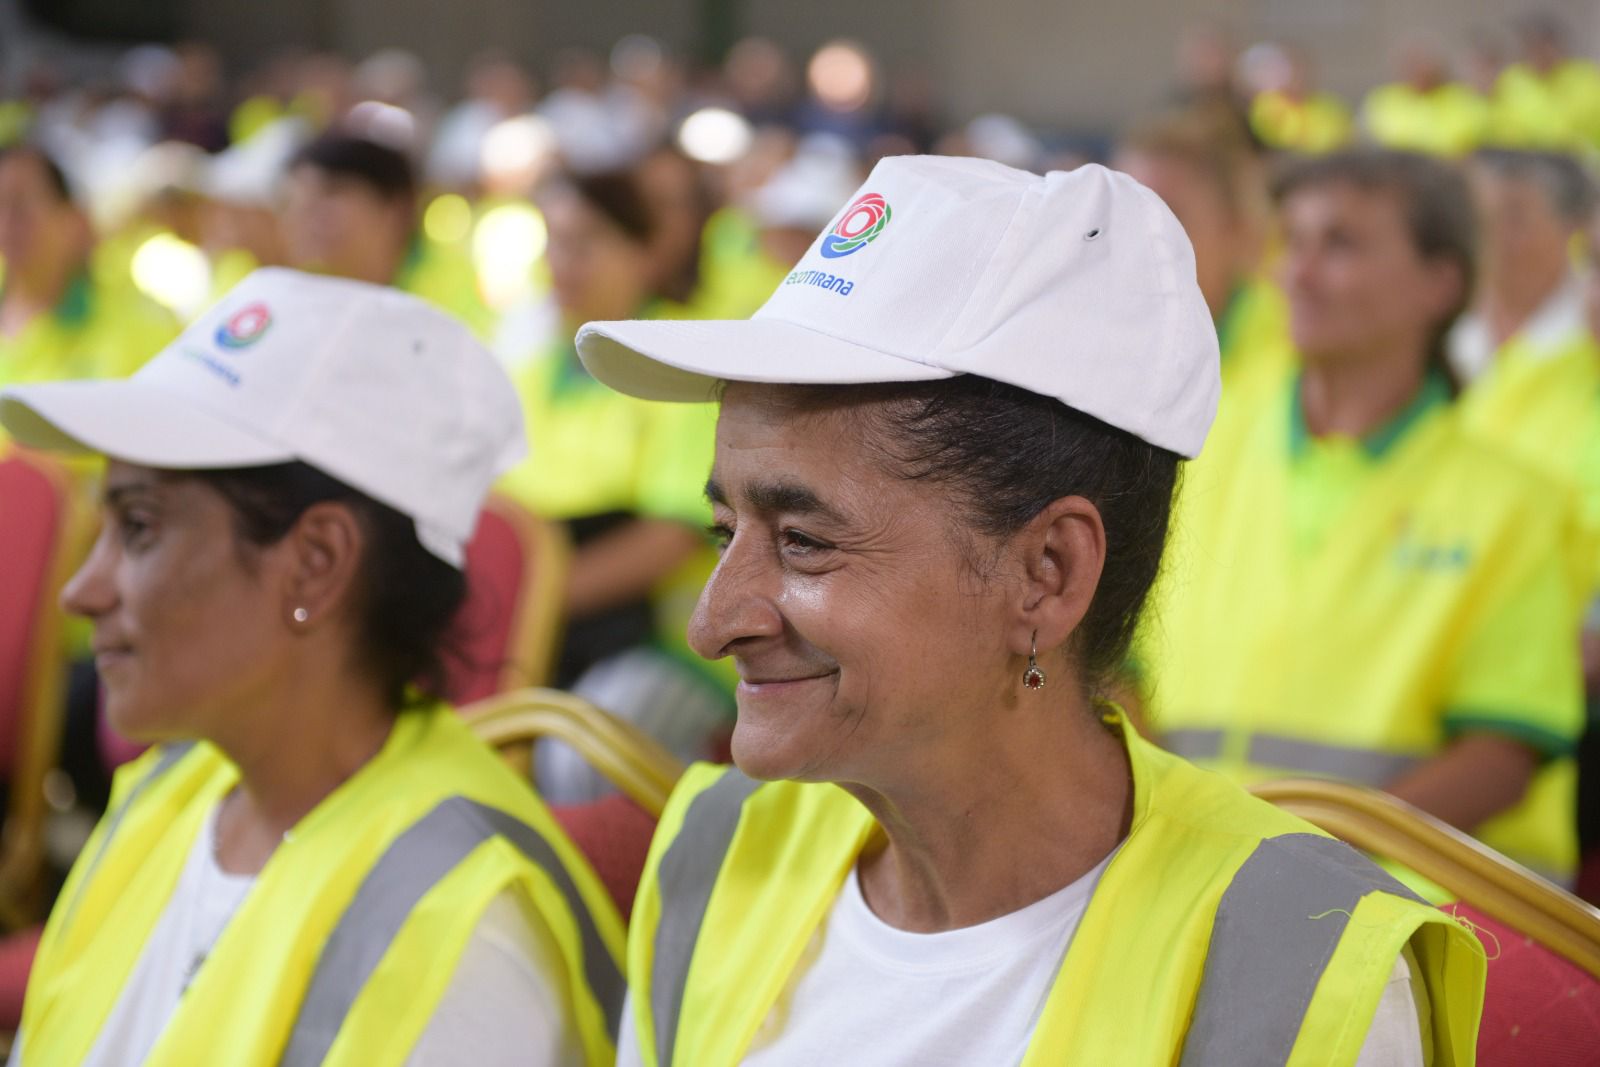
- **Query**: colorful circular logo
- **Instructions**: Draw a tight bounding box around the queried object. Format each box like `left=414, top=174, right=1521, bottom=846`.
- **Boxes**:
left=820, top=192, right=891, bottom=259
left=215, top=303, right=272, bottom=349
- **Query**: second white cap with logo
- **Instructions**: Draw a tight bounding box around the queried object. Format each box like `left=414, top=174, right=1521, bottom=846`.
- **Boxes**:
left=577, top=155, right=1220, bottom=459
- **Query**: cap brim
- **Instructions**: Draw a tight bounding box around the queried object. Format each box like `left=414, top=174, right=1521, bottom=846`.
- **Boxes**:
left=0, top=380, right=293, bottom=468
left=576, top=317, right=953, bottom=401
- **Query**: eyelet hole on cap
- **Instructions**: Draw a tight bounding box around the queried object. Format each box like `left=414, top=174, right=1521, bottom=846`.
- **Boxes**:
left=1083, top=228, right=1102, bottom=241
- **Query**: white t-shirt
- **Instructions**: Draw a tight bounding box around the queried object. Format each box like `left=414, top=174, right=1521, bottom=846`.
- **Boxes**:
left=616, top=854, right=1428, bottom=1066
left=16, top=801, right=580, bottom=1067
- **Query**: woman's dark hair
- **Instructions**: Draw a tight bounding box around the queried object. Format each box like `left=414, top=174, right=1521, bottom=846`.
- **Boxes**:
left=190, top=462, right=466, bottom=709
left=565, top=168, right=657, bottom=246
left=290, top=133, right=418, bottom=205
left=1271, top=148, right=1477, bottom=391
left=0, top=143, right=74, bottom=203
left=783, top=375, right=1182, bottom=696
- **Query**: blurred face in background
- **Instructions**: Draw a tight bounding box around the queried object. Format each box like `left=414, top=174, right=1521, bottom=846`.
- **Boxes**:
left=1279, top=181, right=1459, bottom=366
left=0, top=151, right=86, bottom=280
left=1470, top=165, right=1573, bottom=298
left=1114, top=148, right=1253, bottom=320
left=1585, top=212, right=1600, bottom=341
left=541, top=186, right=655, bottom=327
left=282, top=163, right=412, bottom=285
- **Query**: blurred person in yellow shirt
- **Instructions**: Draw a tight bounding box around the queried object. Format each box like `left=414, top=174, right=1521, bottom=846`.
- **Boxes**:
left=0, top=145, right=177, bottom=394
left=1489, top=14, right=1600, bottom=152
left=1244, top=42, right=1354, bottom=155
left=1142, top=149, right=1585, bottom=884
left=1361, top=37, right=1488, bottom=156
left=281, top=132, right=492, bottom=336
left=1450, top=151, right=1600, bottom=598
left=497, top=168, right=728, bottom=803
left=1115, top=107, right=1288, bottom=401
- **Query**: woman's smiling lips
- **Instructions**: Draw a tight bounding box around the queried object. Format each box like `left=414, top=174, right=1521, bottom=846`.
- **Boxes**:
left=736, top=671, right=838, bottom=697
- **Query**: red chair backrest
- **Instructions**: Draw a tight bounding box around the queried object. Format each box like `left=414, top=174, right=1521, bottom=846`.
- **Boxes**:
left=447, top=503, right=529, bottom=705
left=551, top=793, right=657, bottom=919
left=1448, top=902, right=1600, bottom=1066
left=0, top=455, right=68, bottom=775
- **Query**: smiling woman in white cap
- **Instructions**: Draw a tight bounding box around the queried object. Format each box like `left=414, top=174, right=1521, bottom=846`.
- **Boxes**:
left=0, top=269, right=623, bottom=1067
left=577, top=156, right=1486, bottom=1066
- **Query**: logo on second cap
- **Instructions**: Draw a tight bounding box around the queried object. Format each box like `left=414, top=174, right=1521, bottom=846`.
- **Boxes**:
left=215, top=303, right=272, bottom=349
left=820, top=193, right=891, bottom=259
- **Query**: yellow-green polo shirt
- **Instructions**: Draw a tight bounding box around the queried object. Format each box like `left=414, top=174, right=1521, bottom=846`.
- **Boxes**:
left=1249, top=90, right=1355, bottom=154
left=1216, top=277, right=1292, bottom=400
left=0, top=272, right=177, bottom=391
left=1144, top=368, right=1584, bottom=881
left=496, top=340, right=724, bottom=684
left=1459, top=332, right=1600, bottom=598
left=1361, top=82, right=1489, bottom=156
left=1489, top=60, right=1600, bottom=151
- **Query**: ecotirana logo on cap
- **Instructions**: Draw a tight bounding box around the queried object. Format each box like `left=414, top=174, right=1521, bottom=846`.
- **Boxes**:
left=820, top=192, right=891, bottom=258
left=215, top=303, right=272, bottom=349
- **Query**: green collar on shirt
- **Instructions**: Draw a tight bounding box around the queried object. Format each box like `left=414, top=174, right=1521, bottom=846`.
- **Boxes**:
left=1213, top=283, right=1249, bottom=361
left=1288, top=367, right=1452, bottom=461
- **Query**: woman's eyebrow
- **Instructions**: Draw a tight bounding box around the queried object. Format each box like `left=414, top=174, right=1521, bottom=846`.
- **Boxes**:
left=705, top=476, right=847, bottom=523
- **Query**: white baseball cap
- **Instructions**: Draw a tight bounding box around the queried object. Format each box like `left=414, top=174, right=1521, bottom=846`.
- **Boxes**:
left=577, top=155, right=1219, bottom=458
left=0, top=268, right=525, bottom=567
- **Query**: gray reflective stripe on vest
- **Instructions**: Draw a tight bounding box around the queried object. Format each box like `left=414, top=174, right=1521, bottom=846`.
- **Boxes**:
left=1179, top=832, right=1425, bottom=1066
left=60, top=741, right=195, bottom=932
left=1162, top=728, right=1225, bottom=760
left=1246, top=736, right=1422, bottom=786
left=650, top=770, right=761, bottom=1067
left=1162, top=729, right=1422, bottom=786
left=278, top=796, right=624, bottom=1066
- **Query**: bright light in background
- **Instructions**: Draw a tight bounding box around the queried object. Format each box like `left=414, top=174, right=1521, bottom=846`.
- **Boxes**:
left=677, top=107, right=754, bottom=165
left=423, top=194, right=473, bottom=245
left=473, top=202, right=547, bottom=311
left=130, top=233, right=211, bottom=319
left=808, top=40, right=875, bottom=112
left=481, top=115, right=556, bottom=188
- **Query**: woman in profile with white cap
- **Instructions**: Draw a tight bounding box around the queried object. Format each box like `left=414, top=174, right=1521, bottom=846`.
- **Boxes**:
left=0, top=269, right=623, bottom=1066
left=578, top=157, right=1486, bottom=1065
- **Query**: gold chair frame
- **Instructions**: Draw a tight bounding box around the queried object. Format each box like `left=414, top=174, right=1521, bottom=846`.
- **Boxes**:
left=462, top=688, right=685, bottom=817
left=1252, top=777, right=1600, bottom=978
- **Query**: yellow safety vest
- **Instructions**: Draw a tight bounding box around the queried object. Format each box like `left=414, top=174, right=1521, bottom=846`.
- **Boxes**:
left=1459, top=332, right=1600, bottom=597
left=1361, top=82, right=1489, bottom=156
left=1249, top=90, right=1355, bottom=154
left=1145, top=368, right=1584, bottom=881
left=0, top=271, right=177, bottom=390
left=19, top=704, right=625, bottom=1066
left=1489, top=60, right=1600, bottom=151
left=627, top=710, right=1484, bottom=1066
left=1216, top=276, right=1292, bottom=398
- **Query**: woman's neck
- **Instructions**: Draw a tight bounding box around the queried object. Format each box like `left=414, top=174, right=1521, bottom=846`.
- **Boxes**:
left=1299, top=347, right=1429, bottom=440
left=1480, top=261, right=1569, bottom=347
left=211, top=667, right=396, bottom=874
left=846, top=689, right=1133, bottom=933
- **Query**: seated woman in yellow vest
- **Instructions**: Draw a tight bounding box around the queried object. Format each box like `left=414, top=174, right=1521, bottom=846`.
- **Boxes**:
left=1113, top=105, right=1290, bottom=398
left=0, top=269, right=623, bottom=1066
left=1450, top=150, right=1600, bottom=595
left=497, top=168, right=729, bottom=805
left=1143, top=149, right=1586, bottom=885
left=0, top=144, right=177, bottom=393
left=574, top=156, right=1484, bottom=1066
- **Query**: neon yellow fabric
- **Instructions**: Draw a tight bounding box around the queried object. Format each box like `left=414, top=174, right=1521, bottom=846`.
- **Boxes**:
left=1250, top=90, right=1356, bottom=154
left=668, top=208, right=789, bottom=322
left=1144, top=367, right=1584, bottom=879
left=0, top=270, right=177, bottom=389
left=1217, top=277, right=1292, bottom=398
left=395, top=237, right=494, bottom=339
left=497, top=338, right=724, bottom=679
left=627, top=710, right=1484, bottom=1066
left=19, top=705, right=624, bottom=1067
left=1362, top=82, right=1490, bottom=156
left=1489, top=60, right=1600, bottom=151
left=1460, top=332, right=1600, bottom=596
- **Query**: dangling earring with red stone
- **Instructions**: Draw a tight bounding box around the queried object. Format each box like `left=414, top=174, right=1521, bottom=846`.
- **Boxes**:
left=1023, top=630, right=1046, bottom=691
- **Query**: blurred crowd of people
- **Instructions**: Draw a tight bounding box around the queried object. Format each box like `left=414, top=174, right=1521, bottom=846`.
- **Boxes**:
left=3, top=10, right=1600, bottom=893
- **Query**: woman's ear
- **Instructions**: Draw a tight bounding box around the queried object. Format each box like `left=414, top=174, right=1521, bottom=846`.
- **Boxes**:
left=279, top=501, right=366, bottom=631
left=1011, top=496, right=1107, bottom=658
